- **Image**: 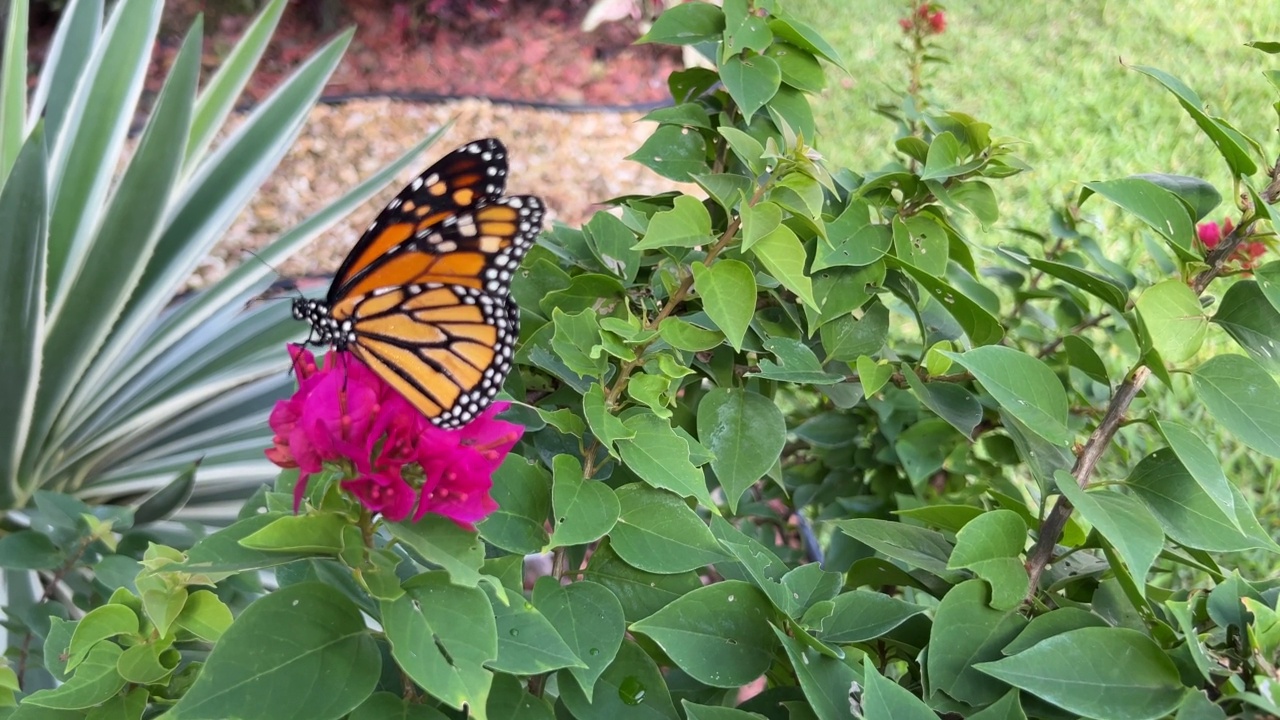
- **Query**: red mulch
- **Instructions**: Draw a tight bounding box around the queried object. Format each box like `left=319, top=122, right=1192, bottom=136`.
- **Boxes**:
left=28, top=0, right=681, bottom=107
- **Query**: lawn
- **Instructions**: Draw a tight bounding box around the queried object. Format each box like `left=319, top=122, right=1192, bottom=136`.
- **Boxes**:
left=796, top=1, right=1279, bottom=234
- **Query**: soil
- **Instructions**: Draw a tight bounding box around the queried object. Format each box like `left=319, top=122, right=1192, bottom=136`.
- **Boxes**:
left=29, top=0, right=682, bottom=108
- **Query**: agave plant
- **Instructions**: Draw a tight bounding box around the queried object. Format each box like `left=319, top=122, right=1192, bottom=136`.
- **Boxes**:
left=0, top=0, right=448, bottom=524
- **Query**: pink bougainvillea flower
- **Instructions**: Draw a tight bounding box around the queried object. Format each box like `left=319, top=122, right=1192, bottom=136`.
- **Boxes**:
left=416, top=446, right=500, bottom=528
left=928, top=9, right=946, bottom=33
left=341, top=466, right=417, bottom=522
left=1198, top=217, right=1234, bottom=250
left=266, top=347, right=523, bottom=528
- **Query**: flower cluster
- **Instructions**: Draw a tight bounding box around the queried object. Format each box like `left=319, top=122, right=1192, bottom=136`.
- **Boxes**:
left=899, top=3, right=946, bottom=35
left=265, top=346, right=523, bottom=528
left=1197, top=216, right=1267, bottom=270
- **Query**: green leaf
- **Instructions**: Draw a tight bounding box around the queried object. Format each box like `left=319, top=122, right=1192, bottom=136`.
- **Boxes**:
left=617, top=414, right=714, bottom=506
left=751, top=224, right=818, bottom=310
left=133, top=460, right=197, bottom=524
left=532, top=578, right=625, bottom=702
left=720, top=54, right=781, bottom=119
left=1082, top=178, right=1196, bottom=255
left=975, top=627, right=1183, bottom=720
left=765, top=42, right=825, bottom=93
left=0, top=127, right=46, bottom=503
left=1192, top=354, right=1280, bottom=458
left=750, top=338, right=844, bottom=384
left=813, top=200, right=892, bottom=270
left=1126, top=449, right=1276, bottom=552
left=697, top=388, right=785, bottom=513
left=1135, top=279, right=1206, bottom=363
left=1131, top=65, right=1257, bottom=177
left=1026, top=258, right=1129, bottom=312
left=947, top=510, right=1028, bottom=610
left=741, top=201, right=782, bottom=251
left=0, top=530, right=62, bottom=570
left=807, top=590, right=927, bottom=644
left=135, top=571, right=186, bottom=639
left=857, top=357, right=895, bottom=398
left=383, top=574, right=494, bottom=716
left=891, top=257, right=1004, bottom=346
left=767, top=16, right=845, bottom=69
left=586, top=211, right=642, bottom=284
left=943, top=346, right=1072, bottom=446
left=695, top=172, right=751, bottom=212
left=558, top=640, right=679, bottom=720
left=174, top=590, right=233, bottom=643
left=117, top=642, right=177, bottom=685
left=548, top=454, right=620, bottom=549
left=487, top=586, right=584, bottom=675
left=44, top=0, right=163, bottom=311
left=891, top=215, right=948, bottom=276
left=0, top=0, right=28, bottom=180
left=638, top=2, right=725, bottom=45
left=635, top=195, right=713, bottom=251
left=610, top=484, right=728, bottom=573
left=552, top=307, right=609, bottom=379
left=693, top=261, right=755, bottom=351
left=485, top=675, right=553, bottom=720
left=1063, top=335, right=1110, bottom=385
left=659, top=316, right=725, bottom=352
left=723, top=0, right=771, bottom=55
left=22, top=642, right=125, bottom=710
left=66, top=605, right=137, bottom=671
left=184, top=0, right=287, bottom=167
left=861, top=655, right=938, bottom=720
left=928, top=579, right=1029, bottom=706
left=967, top=690, right=1028, bottom=720
left=830, top=518, right=958, bottom=580
left=1130, top=173, right=1222, bottom=221
left=772, top=626, right=860, bottom=720
left=176, top=512, right=314, bottom=573
left=351, top=692, right=449, bottom=720
left=921, top=132, right=983, bottom=181
left=810, top=263, right=885, bottom=330
left=1212, top=280, right=1280, bottom=372
left=952, top=507, right=1029, bottom=568
left=1054, top=470, right=1163, bottom=586
left=166, top=584, right=379, bottom=720
left=683, top=702, right=768, bottom=720
left=387, top=516, right=485, bottom=587
left=479, top=456, right=552, bottom=555
left=1154, top=420, right=1236, bottom=525
left=949, top=180, right=1000, bottom=229
left=584, top=383, right=636, bottom=456
left=902, top=368, right=982, bottom=439
left=719, top=127, right=766, bottom=176
left=631, top=581, right=776, bottom=688
left=585, top=541, right=703, bottom=623
left=627, top=125, right=709, bottom=182
left=239, top=513, right=345, bottom=554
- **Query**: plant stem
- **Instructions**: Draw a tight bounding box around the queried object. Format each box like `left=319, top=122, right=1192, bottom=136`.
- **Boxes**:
left=1025, top=364, right=1150, bottom=596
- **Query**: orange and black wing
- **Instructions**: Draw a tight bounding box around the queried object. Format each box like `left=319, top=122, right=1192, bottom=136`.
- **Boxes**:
left=337, top=283, right=519, bottom=428
left=328, top=137, right=515, bottom=306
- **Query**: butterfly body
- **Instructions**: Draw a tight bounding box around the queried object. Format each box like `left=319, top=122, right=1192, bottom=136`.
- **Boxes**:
left=297, top=138, right=544, bottom=429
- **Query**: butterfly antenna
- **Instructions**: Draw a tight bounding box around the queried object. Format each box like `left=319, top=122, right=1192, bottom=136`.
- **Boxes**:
left=242, top=250, right=305, bottom=309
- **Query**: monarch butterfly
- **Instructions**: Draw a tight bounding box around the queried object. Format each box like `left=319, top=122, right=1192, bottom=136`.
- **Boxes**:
left=294, top=138, right=545, bottom=429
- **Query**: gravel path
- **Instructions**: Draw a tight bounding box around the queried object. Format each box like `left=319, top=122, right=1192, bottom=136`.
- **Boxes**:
left=192, top=97, right=686, bottom=290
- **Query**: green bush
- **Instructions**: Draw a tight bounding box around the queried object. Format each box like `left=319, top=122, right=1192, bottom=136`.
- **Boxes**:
left=4, top=0, right=1280, bottom=718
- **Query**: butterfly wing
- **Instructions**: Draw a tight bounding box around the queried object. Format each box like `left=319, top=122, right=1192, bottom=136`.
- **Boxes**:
left=323, top=138, right=544, bottom=428
left=329, top=137, right=511, bottom=305
left=341, top=283, right=519, bottom=428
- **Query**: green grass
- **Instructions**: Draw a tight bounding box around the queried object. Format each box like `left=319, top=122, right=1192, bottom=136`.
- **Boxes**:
left=795, top=0, right=1279, bottom=233
left=794, top=1, right=1280, bottom=575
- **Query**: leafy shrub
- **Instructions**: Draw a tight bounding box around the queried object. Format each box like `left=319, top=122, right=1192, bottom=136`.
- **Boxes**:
left=5, top=0, right=1280, bottom=719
